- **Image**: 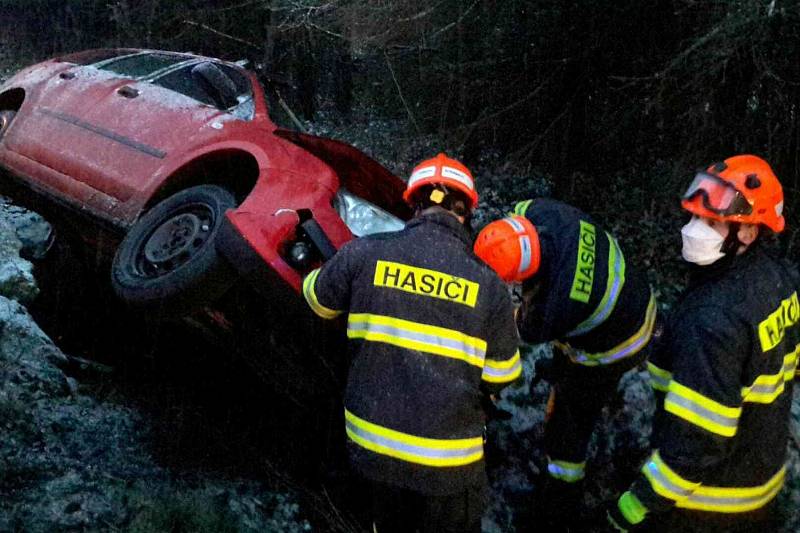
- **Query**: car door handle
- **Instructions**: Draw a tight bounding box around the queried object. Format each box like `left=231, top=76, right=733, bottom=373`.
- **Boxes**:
left=59, top=71, right=76, bottom=80
left=117, top=86, right=139, bottom=98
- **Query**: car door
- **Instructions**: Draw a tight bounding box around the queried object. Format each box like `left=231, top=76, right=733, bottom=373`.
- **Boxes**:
left=80, top=59, right=257, bottom=205
left=11, top=53, right=220, bottom=202
left=4, top=52, right=142, bottom=180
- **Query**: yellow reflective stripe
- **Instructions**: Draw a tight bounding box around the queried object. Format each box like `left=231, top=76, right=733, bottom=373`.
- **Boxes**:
left=643, top=451, right=786, bottom=513
left=741, top=344, right=799, bottom=404
left=648, top=361, right=672, bottom=392
left=678, top=467, right=786, bottom=513
left=482, top=350, right=523, bottom=383
left=570, top=294, right=656, bottom=366
left=347, top=313, right=487, bottom=367
left=641, top=450, right=700, bottom=502
left=512, top=199, right=534, bottom=216
left=302, top=268, right=342, bottom=319
left=344, top=409, right=483, bottom=467
left=665, top=380, right=742, bottom=437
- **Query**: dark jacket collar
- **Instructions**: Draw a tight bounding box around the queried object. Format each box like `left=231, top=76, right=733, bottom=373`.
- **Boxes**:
left=687, top=245, right=762, bottom=289
left=405, top=209, right=473, bottom=246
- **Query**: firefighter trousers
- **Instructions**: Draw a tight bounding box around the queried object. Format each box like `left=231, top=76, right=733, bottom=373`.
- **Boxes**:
left=544, top=351, right=645, bottom=472
left=366, top=478, right=487, bottom=533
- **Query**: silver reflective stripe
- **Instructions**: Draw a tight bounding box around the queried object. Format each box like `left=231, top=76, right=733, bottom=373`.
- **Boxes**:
left=569, top=295, right=656, bottom=366
left=742, top=348, right=799, bottom=403
left=649, top=371, right=672, bottom=391
left=665, top=392, right=739, bottom=430
left=483, top=359, right=523, bottom=380
left=408, top=166, right=436, bottom=186
left=747, top=382, right=785, bottom=397
left=441, top=166, right=475, bottom=190
left=345, top=419, right=483, bottom=459
left=347, top=321, right=486, bottom=361
left=686, top=490, right=779, bottom=508
left=504, top=217, right=526, bottom=233
left=518, top=235, right=532, bottom=274
left=572, top=332, right=649, bottom=365
left=567, top=235, right=625, bottom=337
left=643, top=459, right=694, bottom=499
left=548, top=461, right=585, bottom=482
left=645, top=453, right=785, bottom=512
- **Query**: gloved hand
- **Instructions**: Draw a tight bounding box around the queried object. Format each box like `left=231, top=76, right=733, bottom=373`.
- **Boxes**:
left=605, top=492, right=648, bottom=533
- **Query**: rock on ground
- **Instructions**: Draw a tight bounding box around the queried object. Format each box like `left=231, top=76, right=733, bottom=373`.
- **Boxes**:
left=0, top=202, right=311, bottom=532
left=0, top=200, right=39, bottom=303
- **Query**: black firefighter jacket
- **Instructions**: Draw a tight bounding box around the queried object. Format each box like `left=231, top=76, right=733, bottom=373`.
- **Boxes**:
left=511, top=198, right=656, bottom=366
left=302, top=210, right=522, bottom=494
left=631, top=247, right=800, bottom=518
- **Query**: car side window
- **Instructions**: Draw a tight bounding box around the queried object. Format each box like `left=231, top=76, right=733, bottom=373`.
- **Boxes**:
left=151, top=67, right=217, bottom=107
left=151, top=64, right=255, bottom=120
left=218, top=65, right=255, bottom=120
left=97, top=53, right=187, bottom=78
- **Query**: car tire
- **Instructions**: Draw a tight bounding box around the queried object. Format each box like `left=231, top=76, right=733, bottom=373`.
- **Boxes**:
left=0, top=110, right=16, bottom=141
left=111, top=184, right=236, bottom=315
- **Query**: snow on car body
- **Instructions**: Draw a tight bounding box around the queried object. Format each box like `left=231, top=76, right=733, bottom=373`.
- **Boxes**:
left=0, top=48, right=409, bottom=313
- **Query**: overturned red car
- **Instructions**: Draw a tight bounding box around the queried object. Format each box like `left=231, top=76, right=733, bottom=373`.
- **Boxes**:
left=0, top=49, right=410, bottom=314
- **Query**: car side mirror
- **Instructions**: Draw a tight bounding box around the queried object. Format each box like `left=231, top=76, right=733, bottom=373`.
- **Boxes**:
left=191, top=62, right=239, bottom=109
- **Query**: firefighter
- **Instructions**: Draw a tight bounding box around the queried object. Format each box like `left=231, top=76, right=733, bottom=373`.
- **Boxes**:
left=474, top=198, right=657, bottom=530
left=606, top=155, right=799, bottom=532
left=302, top=153, right=522, bottom=533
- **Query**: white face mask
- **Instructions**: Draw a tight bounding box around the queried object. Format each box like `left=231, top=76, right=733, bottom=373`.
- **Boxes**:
left=681, top=216, right=726, bottom=265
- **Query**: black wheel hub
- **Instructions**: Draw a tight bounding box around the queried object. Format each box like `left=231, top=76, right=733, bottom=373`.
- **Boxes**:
left=139, top=208, right=213, bottom=276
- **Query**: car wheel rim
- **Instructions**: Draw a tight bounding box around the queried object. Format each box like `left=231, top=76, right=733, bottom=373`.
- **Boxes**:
left=137, top=204, right=214, bottom=277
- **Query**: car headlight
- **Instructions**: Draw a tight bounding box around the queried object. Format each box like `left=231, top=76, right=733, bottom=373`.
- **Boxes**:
left=334, top=188, right=405, bottom=237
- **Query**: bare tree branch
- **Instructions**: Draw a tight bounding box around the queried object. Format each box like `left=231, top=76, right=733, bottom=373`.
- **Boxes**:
left=182, top=19, right=262, bottom=50
left=210, top=0, right=268, bottom=14
left=384, top=51, right=420, bottom=134
left=429, top=0, right=480, bottom=41
left=274, top=88, right=308, bottom=132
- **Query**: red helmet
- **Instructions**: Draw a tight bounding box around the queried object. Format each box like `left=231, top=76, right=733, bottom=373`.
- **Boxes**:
left=681, top=154, right=785, bottom=232
left=403, top=153, right=478, bottom=208
left=474, top=215, right=541, bottom=283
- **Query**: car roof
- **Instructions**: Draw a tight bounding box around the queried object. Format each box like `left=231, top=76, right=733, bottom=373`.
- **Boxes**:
left=61, top=48, right=248, bottom=83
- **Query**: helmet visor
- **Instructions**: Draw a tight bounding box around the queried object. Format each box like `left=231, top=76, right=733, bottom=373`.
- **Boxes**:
left=683, top=172, right=753, bottom=216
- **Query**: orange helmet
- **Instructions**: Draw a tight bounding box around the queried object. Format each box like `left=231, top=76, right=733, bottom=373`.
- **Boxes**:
left=681, top=154, right=785, bottom=232
left=474, top=215, right=541, bottom=283
left=403, top=153, right=478, bottom=208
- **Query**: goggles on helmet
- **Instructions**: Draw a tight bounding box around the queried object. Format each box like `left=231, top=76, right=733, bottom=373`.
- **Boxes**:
left=682, top=172, right=753, bottom=216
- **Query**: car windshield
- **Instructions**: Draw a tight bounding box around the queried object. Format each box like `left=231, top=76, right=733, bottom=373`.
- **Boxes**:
left=95, top=53, right=188, bottom=79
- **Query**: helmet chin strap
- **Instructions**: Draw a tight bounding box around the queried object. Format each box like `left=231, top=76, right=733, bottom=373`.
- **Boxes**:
left=721, top=222, right=742, bottom=256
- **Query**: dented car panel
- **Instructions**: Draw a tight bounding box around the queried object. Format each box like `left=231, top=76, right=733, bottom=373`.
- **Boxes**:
left=0, top=48, right=408, bottom=299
